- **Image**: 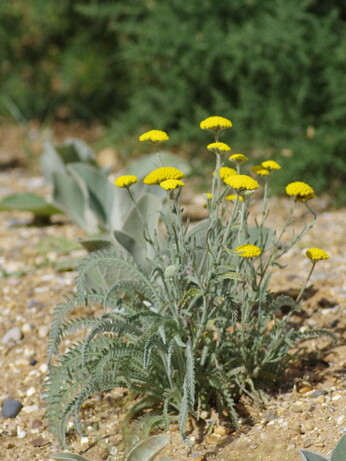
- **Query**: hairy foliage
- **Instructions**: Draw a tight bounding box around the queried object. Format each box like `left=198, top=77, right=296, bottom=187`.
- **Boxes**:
left=45, top=124, right=335, bottom=447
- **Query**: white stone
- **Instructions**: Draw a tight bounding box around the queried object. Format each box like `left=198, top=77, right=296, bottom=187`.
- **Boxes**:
left=26, top=387, right=36, bottom=397
left=39, top=363, right=48, bottom=374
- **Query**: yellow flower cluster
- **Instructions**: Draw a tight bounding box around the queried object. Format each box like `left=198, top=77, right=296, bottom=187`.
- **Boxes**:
left=229, top=153, right=248, bottom=163
left=207, top=142, right=231, bottom=153
left=251, top=165, right=270, bottom=176
left=286, top=181, right=316, bottom=201
left=306, top=248, right=329, bottom=261
left=114, top=175, right=138, bottom=188
left=205, top=193, right=213, bottom=200
left=200, top=116, right=232, bottom=131
left=139, top=130, right=169, bottom=143
left=160, top=179, right=185, bottom=190
left=224, top=174, right=259, bottom=191
left=261, top=160, right=281, bottom=170
left=226, top=194, right=244, bottom=202
left=144, top=167, right=184, bottom=185
left=219, top=167, right=237, bottom=181
left=236, top=244, right=262, bottom=258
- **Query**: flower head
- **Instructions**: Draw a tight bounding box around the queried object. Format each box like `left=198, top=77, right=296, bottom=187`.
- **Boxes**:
left=229, top=153, right=248, bottom=164
left=306, top=248, right=329, bottom=261
left=200, top=116, right=232, bottom=131
left=236, top=244, right=262, bottom=258
left=139, top=130, right=169, bottom=144
left=251, top=165, right=270, bottom=176
left=205, top=193, right=213, bottom=200
left=261, top=160, right=281, bottom=171
left=226, top=194, right=244, bottom=202
left=286, top=181, right=316, bottom=201
left=144, top=167, right=184, bottom=185
left=224, top=174, right=259, bottom=191
left=219, top=166, right=237, bottom=181
left=114, top=175, right=138, bottom=188
left=207, top=142, right=232, bottom=154
left=160, top=179, right=185, bottom=190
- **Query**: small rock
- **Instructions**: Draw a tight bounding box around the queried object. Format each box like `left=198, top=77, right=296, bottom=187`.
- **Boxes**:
left=199, top=410, right=209, bottom=420
left=29, top=359, right=38, bottom=366
left=263, top=409, right=277, bottom=421
left=298, top=385, right=313, bottom=394
left=80, top=436, right=89, bottom=446
left=303, top=439, right=312, bottom=449
left=2, top=399, right=23, bottom=418
left=213, top=425, right=231, bottom=436
left=38, top=325, right=50, bottom=339
left=301, top=420, right=314, bottom=432
left=316, top=395, right=326, bottom=403
left=17, top=430, right=27, bottom=439
left=22, top=323, right=34, bottom=333
left=312, top=390, right=328, bottom=398
left=291, top=405, right=303, bottom=414
left=26, top=387, right=36, bottom=397
left=30, top=437, right=49, bottom=447
left=27, top=300, right=45, bottom=309
left=287, top=444, right=296, bottom=450
left=39, top=363, right=48, bottom=374
left=1, top=327, right=23, bottom=344
left=31, top=419, right=43, bottom=429
left=337, top=415, right=345, bottom=425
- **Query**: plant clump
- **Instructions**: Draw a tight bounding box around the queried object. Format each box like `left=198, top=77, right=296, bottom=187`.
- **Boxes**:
left=45, top=115, right=334, bottom=448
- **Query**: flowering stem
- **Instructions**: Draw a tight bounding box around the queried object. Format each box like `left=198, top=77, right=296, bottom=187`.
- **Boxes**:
left=296, top=262, right=316, bottom=304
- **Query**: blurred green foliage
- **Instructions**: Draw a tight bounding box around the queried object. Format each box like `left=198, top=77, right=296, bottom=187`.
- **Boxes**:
left=1, top=0, right=346, bottom=199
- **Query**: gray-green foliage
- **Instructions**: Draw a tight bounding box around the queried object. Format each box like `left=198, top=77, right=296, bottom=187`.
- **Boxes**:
left=299, top=434, right=346, bottom=461
left=45, top=128, right=334, bottom=447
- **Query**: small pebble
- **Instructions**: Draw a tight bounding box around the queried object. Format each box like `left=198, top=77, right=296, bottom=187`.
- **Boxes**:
left=26, top=387, right=36, bottom=397
left=287, top=444, right=296, bottom=450
left=17, top=430, right=27, bottom=439
left=316, top=395, right=326, bottom=404
left=39, top=363, right=48, bottom=374
left=337, top=415, right=345, bottom=425
left=80, top=436, right=89, bottom=446
left=38, top=325, right=50, bottom=339
left=312, top=390, right=328, bottom=398
left=2, top=399, right=23, bottom=418
left=1, top=327, right=23, bottom=344
left=22, top=323, right=34, bottom=333
left=303, top=439, right=312, bottom=448
left=31, top=437, right=49, bottom=447
left=213, top=425, right=230, bottom=436
left=29, top=359, right=38, bottom=366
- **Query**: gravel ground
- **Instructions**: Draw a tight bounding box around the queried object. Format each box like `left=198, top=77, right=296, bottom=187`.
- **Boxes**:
left=0, top=139, right=345, bottom=460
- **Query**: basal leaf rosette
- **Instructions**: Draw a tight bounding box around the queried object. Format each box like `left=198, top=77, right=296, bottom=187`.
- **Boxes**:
left=224, top=174, right=259, bottom=191
left=306, top=248, right=329, bottom=261
left=200, top=116, right=232, bottom=132
left=114, top=175, right=138, bottom=188
left=207, top=142, right=232, bottom=154
left=139, top=129, right=169, bottom=144
left=160, top=179, right=185, bottom=190
left=286, top=181, right=316, bottom=202
left=235, top=244, right=262, bottom=258
left=143, top=167, right=185, bottom=185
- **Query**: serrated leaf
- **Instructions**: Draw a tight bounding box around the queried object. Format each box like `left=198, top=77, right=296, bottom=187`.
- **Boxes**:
left=51, top=453, right=89, bottom=461
left=0, top=193, right=61, bottom=217
left=331, top=434, right=346, bottom=461
left=299, top=449, right=329, bottom=461
left=125, top=435, right=169, bottom=461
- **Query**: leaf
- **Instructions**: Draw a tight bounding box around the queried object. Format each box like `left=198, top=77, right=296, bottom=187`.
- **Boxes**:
left=51, top=453, right=89, bottom=461
left=125, top=435, right=169, bottom=461
left=0, top=193, right=61, bottom=217
left=78, top=238, right=115, bottom=253
left=331, top=434, right=346, bottom=461
left=299, top=450, right=329, bottom=461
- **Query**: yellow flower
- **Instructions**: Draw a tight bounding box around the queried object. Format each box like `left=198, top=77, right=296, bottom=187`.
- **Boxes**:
left=143, top=167, right=185, bottom=185
left=219, top=166, right=237, bottom=181
left=251, top=165, right=270, bottom=176
left=285, top=181, right=316, bottom=201
left=205, top=193, right=213, bottom=200
left=235, top=244, right=262, bottom=258
left=225, top=194, right=244, bottom=202
left=261, top=160, right=281, bottom=170
left=306, top=248, right=329, bottom=261
left=207, top=142, right=232, bottom=153
left=139, top=130, right=169, bottom=143
left=114, top=175, right=138, bottom=188
left=160, top=179, right=185, bottom=190
left=229, top=153, right=248, bottom=164
left=224, top=174, right=259, bottom=191
left=200, top=116, right=232, bottom=131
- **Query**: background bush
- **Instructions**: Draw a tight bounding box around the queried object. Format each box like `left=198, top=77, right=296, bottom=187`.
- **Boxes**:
left=1, top=0, right=346, bottom=199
